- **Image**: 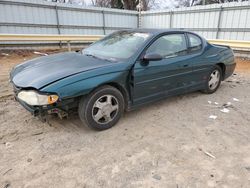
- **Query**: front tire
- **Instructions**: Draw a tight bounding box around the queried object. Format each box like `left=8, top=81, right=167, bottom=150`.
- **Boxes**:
left=202, top=65, right=222, bottom=94
left=78, top=85, right=124, bottom=130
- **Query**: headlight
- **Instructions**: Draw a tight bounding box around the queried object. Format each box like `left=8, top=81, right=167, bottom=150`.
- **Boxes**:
left=17, top=90, right=59, bottom=106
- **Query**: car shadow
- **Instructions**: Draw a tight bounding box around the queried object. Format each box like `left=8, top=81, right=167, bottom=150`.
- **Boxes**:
left=45, top=83, right=229, bottom=132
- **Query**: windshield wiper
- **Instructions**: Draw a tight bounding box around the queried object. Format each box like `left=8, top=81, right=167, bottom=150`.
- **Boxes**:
left=85, top=53, right=98, bottom=58
left=85, top=53, right=115, bottom=62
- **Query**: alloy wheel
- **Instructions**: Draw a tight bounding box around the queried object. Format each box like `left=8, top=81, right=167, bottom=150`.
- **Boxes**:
left=92, top=95, right=119, bottom=124
left=208, top=69, right=220, bottom=90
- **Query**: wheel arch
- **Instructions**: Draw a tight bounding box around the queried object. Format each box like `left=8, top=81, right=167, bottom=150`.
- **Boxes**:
left=216, top=63, right=226, bottom=80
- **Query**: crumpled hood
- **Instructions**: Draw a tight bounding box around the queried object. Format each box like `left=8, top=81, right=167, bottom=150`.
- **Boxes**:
left=10, top=52, right=114, bottom=89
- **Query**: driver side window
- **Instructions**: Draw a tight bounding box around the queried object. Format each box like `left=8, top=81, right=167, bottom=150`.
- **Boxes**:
left=146, top=34, right=188, bottom=58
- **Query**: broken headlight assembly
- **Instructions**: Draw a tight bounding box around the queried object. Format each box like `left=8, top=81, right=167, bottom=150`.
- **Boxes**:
left=17, top=90, right=59, bottom=106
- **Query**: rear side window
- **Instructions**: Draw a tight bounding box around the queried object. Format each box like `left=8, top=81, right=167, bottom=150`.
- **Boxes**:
left=188, top=34, right=202, bottom=53
left=146, top=34, right=188, bottom=58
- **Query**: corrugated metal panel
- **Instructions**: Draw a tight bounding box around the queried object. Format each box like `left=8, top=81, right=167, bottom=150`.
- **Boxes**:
left=1, top=0, right=250, bottom=43
left=58, top=9, right=103, bottom=26
left=0, top=0, right=138, bottom=36
left=141, top=1, right=250, bottom=40
left=60, top=28, right=103, bottom=35
left=105, top=13, right=137, bottom=28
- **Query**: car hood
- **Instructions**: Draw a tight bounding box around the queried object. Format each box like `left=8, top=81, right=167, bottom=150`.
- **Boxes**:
left=11, top=52, right=116, bottom=89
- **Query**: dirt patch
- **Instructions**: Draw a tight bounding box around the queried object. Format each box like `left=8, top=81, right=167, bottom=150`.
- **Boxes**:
left=1, top=51, right=250, bottom=187
left=236, top=57, right=250, bottom=73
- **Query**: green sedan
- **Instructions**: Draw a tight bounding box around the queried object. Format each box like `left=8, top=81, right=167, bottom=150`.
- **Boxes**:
left=10, top=29, right=236, bottom=130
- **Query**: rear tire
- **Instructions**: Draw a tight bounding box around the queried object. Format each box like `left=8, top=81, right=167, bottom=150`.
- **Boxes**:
left=202, top=65, right=222, bottom=94
left=78, top=85, right=124, bottom=130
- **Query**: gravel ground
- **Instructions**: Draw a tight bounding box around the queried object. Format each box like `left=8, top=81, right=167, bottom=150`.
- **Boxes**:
left=0, top=51, right=250, bottom=188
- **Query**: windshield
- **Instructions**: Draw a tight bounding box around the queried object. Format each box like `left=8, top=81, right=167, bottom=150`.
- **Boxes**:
left=82, top=31, right=151, bottom=61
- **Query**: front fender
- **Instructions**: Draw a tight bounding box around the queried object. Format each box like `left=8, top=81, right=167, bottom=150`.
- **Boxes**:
left=40, top=70, right=130, bottom=99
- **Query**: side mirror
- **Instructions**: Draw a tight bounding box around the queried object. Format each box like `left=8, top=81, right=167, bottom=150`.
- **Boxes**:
left=143, top=53, right=163, bottom=61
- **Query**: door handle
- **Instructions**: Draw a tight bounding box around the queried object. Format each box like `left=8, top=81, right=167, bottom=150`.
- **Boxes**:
left=183, top=64, right=189, bottom=67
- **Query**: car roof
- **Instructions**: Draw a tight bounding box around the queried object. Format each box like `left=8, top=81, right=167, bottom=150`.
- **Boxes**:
left=123, top=28, right=199, bottom=36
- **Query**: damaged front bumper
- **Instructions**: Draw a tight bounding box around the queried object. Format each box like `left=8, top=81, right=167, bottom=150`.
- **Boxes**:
left=15, top=95, right=40, bottom=116
left=15, top=94, right=68, bottom=119
left=13, top=86, right=78, bottom=120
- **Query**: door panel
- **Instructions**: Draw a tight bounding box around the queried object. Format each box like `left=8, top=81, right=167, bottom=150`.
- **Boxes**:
left=132, top=33, right=203, bottom=105
left=186, top=33, right=212, bottom=90
left=133, top=33, right=198, bottom=105
left=133, top=55, right=193, bottom=105
left=133, top=33, right=196, bottom=105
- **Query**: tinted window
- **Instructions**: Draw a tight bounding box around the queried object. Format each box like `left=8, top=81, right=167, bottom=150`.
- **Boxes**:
left=146, top=34, right=187, bottom=58
left=188, top=34, right=202, bottom=53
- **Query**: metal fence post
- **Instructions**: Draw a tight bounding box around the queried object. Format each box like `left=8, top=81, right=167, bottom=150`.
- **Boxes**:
left=216, top=6, right=223, bottom=39
left=137, top=13, right=140, bottom=28
left=138, top=0, right=142, bottom=28
left=55, top=5, right=62, bottom=48
left=55, top=5, right=61, bottom=34
left=169, top=11, right=173, bottom=28
left=102, top=10, right=106, bottom=35
left=67, top=41, right=71, bottom=51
